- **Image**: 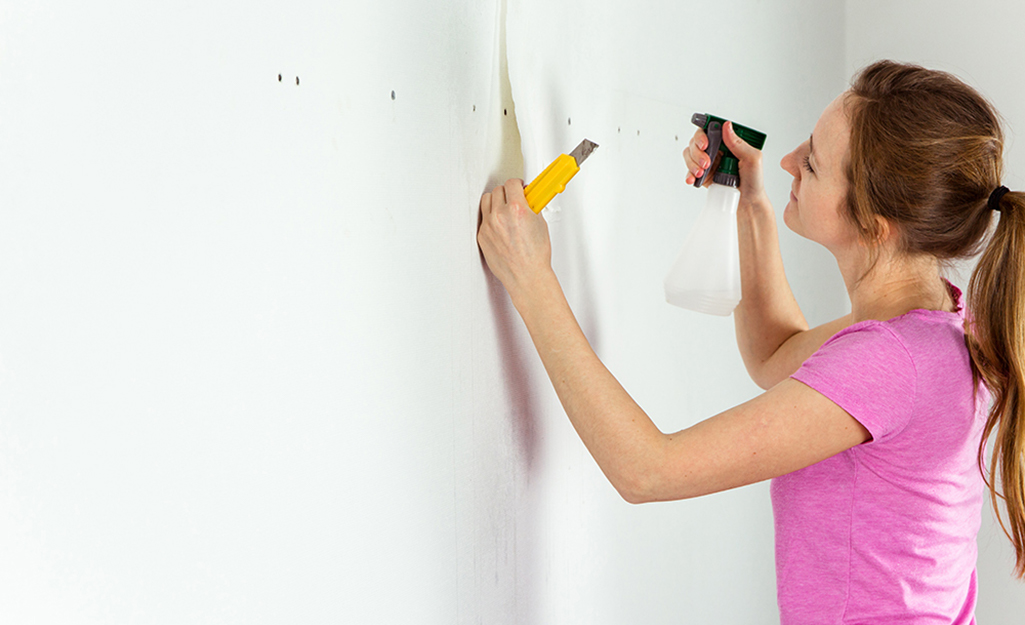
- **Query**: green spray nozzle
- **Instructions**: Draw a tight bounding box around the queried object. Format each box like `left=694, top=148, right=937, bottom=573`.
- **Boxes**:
left=691, top=113, right=766, bottom=188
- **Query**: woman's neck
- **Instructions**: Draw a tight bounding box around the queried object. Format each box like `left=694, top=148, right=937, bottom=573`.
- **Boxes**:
left=840, top=251, right=954, bottom=323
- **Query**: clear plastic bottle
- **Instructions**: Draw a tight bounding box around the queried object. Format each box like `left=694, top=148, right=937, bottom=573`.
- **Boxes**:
left=663, top=180, right=741, bottom=316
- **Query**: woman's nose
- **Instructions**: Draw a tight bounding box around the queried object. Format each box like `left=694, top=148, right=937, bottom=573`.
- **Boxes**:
left=780, top=149, right=799, bottom=178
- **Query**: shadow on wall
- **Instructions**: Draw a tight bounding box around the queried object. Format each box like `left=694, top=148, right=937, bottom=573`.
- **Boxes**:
left=482, top=268, right=539, bottom=470
left=480, top=0, right=539, bottom=473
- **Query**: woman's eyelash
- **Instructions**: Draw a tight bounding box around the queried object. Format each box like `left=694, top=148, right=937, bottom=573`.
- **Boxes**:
left=802, top=155, right=814, bottom=174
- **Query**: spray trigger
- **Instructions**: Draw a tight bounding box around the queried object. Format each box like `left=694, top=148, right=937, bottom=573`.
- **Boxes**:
left=695, top=121, right=722, bottom=188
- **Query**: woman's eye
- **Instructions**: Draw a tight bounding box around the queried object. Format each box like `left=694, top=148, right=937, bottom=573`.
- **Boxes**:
left=802, top=155, right=814, bottom=174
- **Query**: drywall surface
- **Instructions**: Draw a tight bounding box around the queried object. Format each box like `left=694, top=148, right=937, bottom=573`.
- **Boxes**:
left=0, top=0, right=864, bottom=623
left=0, top=1, right=530, bottom=622
left=846, top=3, right=1025, bottom=619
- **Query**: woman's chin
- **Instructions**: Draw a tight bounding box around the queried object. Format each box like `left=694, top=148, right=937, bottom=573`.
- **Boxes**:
left=782, top=202, right=799, bottom=234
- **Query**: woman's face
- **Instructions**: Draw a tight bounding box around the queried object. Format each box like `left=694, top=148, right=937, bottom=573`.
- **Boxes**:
left=780, top=93, right=857, bottom=253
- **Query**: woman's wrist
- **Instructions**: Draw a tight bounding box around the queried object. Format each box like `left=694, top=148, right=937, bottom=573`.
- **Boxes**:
left=509, top=267, right=562, bottom=321
left=738, top=193, right=774, bottom=220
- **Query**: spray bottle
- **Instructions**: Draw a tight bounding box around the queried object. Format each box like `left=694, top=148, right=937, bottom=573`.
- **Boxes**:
left=664, top=113, right=767, bottom=315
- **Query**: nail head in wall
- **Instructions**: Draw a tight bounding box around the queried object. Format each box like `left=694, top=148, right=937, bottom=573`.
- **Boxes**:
left=504, top=109, right=507, bottom=116
left=618, top=127, right=621, bottom=133
left=473, top=105, right=476, bottom=112
left=568, top=117, right=571, bottom=125
left=675, top=135, right=679, bottom=141
left=637, top=130, right=640, bottom=136
left=296, top=76, right=300, bottom=85
left=277, top=74, right=282, bottom=82
left=391, top=90, right=396, bottom=100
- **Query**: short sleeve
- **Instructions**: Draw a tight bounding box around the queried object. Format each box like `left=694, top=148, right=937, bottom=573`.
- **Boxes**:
left=791, top=322, right=917, bottom=444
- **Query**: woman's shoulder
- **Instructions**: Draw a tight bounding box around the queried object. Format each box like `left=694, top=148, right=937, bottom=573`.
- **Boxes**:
left=818, top=317, right=908, bottom=356
left=822, top=279, right=966, bottom=355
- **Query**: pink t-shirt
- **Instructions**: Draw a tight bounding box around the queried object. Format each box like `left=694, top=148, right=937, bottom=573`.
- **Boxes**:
left=775, top=282, right=988, bottom=624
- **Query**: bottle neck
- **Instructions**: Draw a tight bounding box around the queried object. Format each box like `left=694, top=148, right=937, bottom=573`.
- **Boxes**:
left=712, top=171, right=739, bottom=187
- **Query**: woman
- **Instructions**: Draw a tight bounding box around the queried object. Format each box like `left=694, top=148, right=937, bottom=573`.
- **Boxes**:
left=476, top=60, right=1024, bottom=623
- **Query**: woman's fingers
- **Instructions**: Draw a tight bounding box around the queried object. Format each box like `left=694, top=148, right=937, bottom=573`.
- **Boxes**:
left=504, top=178, right=527, bottom=211
left=480, top=180, right=523, bottom=225
left=683, top=147, right=702, bottom=184
left=492, top=184, right=507, bottom=206
left=683, top=146, right=699, bottom=171
left=721, top=121, right=769, bottom=203
left=480, top=188, right=493, bottom=217
left=476, top=178, right=553, bottom=296
left=480, top=184, right=508, bottom=224
left=722, top=121, right=757, bottom=159
left=684, top=129, right=712, bottom=184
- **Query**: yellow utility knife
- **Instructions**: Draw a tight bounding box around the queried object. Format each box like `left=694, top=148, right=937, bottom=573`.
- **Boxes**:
left=524, top=139, right=599, bottom=213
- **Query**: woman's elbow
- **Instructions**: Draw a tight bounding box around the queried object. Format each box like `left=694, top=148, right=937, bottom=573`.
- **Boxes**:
left=615, top=469, right=690, bottom=505
left=612, top=435, right=695, bottom=504
left=747, top=364, right=784, bottom=391
left=612, top=472, right=656, bottom=504
left=614, top=457, right=710, bottom=504
left=618, top=485, right=650, bottom=505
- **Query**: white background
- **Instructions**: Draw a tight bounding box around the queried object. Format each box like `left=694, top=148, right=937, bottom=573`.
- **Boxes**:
left=0, top=1, right=1021, bottom=622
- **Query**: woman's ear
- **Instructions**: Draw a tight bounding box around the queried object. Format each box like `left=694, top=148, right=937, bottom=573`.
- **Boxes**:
left=857, top=214, right=895, bottom=249
left=852, top=214, right=898, bottom=261
left=873, top=215, right=898, bottom=247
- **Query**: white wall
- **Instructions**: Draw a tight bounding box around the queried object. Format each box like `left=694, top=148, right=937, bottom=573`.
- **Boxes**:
left=0, top=0, right=1018, bottom=623
left=847, top=3, right=1025, bottom=620
left=0, top=1, right=527, bottom=621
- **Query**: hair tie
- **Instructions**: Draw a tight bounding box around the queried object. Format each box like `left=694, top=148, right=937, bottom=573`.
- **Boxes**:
left=989, top=185, right=1011, bottom=212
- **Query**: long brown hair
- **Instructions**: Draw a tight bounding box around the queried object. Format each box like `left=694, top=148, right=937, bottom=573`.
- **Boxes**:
left=844, top=60, right=1025, bottom=578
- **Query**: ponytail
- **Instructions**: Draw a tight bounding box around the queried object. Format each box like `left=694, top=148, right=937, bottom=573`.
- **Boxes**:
left=846, top=59, right=1025, bottom=577
left=967, top=189, right=1025, bottom=578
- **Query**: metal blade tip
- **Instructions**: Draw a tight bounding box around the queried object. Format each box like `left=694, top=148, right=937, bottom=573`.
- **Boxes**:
left=569, top=139, right=598, bottom=166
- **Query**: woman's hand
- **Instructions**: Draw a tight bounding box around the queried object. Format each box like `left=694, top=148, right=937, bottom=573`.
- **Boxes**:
left=477, top=178, right=553, bottom=303
left=683, top=121, right=771, bottom=210
left=683, top=126, right=717, bottom=187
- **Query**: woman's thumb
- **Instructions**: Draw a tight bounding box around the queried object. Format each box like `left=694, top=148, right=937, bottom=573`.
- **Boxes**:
left=723, top=121, right=756, bottom=159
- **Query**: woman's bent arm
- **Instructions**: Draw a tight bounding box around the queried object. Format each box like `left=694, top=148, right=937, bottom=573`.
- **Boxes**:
left=704, top=124, right=810, bottom=388
left=698, top=122, right=846, bottom=388
left=512, top=261, right=869, bottom=503
left=733, top=197, right=809, bottom=388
